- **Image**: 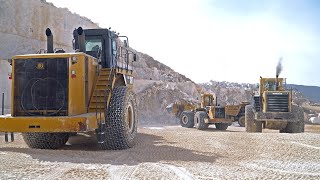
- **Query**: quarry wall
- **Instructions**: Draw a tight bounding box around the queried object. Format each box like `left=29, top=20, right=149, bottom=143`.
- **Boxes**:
left=0, top=0, right=99, bottom=113
left=0, top=0, right=200, bottom=124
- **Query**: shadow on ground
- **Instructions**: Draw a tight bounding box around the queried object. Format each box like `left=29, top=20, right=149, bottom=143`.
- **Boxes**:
left=0, top=132, right=222, bottom=165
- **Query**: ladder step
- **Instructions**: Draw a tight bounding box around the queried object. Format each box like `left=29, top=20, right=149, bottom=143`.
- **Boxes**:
left=95, top=86, right=111, bottom=90
left=100, top=68, right=111, bottom=71
left=95, top=87, right=109, bottom=90
left=96, top=83, right=111, bottom=86
left=92, top=91, right=111, bottom=97
left=99, top=72, right=110, bottom=76
left=98, top=77, right=110, bottom=81
left=97, top=78, right=109, bottom=82
left=91, top=97, right=105, bottom=101
left=89, top=109, right=103, bottom=112
left=90, top=102, right=105, bottom=105
left=89, top=105, right=105, bottom=109
left=94, top=89, right=107, bottom=94
left=93, top=94, right=106, bottom=97
left=91, top=98, right=108, bottom=102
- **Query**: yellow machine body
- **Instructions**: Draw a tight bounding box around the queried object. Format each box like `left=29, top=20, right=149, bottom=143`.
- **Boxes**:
left=225, top=102, right=249, bottom=117
left=168, top=93, right=246, bottom=124
left=258, top=77, right=292, bottom=113
left=0, top=51, right=134, bottom=133
left=0, top=27, right=139, bottom=150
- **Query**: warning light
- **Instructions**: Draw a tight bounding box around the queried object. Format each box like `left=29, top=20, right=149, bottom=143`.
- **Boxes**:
left=71, top=70, right=76, bottom=78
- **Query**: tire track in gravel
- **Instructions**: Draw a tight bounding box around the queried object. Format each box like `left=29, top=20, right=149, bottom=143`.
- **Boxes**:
left=0, top=125, right=319, bottom=179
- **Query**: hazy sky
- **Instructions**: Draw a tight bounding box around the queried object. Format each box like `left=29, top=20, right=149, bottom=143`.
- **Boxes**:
left=47, top=0, right=320, bottom=86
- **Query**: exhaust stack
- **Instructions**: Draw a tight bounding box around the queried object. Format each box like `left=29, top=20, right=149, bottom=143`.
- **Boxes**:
left=77, top=27, right=86, bottom=52
left=275, top=58, right=283, bottom=90
left=45, top=28, right=54, bottom=53
left=215, top=96, right=218, bottom=106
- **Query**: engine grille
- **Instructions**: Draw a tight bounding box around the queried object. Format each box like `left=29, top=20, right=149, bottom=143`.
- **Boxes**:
left=254, top=96, right=261, bottom=112
left=266, top=93, right=289, bottom=112
left=214, top=107, right=225, bottom=118
left=13, top=58, right=68, bottom=116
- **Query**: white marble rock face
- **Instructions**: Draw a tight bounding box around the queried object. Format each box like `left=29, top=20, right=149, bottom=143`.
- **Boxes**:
left=0, top=0, right=99, bottom=60
left=0, top=0, right=254, bottom=125
left=0, top=0, right=99, bottom=112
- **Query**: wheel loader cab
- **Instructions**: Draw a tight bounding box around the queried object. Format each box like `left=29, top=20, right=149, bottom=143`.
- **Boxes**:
left=201, top=94, right=214, bottom=108
left=257, top=77, right=291, bottom=113
left=73, top=28, right=118, bottom=68
left=259, top=78, right=285, bottom=93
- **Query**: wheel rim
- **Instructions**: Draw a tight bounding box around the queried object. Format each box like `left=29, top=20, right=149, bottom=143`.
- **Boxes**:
left=182, top=116, right=188, bottom=124
left=195, top=117, right=199, bottom=125
left=239, top=117, right=245, bottom=126
left=126, top=103, right=134, bottom=132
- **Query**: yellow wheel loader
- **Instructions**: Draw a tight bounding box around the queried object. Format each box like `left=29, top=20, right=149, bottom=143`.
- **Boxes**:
left=167, top=94, right=249, bottom=130
left=0, top=27, right=138, bottom=149
left=245, top=61, right=304, bottom=133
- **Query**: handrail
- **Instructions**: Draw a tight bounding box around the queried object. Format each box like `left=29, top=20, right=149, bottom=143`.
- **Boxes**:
left=95, top=62, right=100, bottom=123
left=95, top=66, right=115, bottom=127
left=116, top=46, right=135, bottom=72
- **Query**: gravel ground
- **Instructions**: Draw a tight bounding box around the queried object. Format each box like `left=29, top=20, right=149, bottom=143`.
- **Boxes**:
left=0, top=124, right=319, bottom=179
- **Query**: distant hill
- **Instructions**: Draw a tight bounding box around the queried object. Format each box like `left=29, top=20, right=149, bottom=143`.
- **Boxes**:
left=287, top=84, right=320, bottom=103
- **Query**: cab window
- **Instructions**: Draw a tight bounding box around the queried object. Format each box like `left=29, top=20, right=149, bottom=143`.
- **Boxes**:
left=204, top=96, right=212, bottom=106
left=85, top=39, right=102, bottom=52
left=112, top=40, right=117, bottom=57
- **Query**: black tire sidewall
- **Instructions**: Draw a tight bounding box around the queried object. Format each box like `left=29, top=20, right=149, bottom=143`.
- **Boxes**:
left=285, top=105, right=305, bottom=133
left=22, top=133, right=69, bottom=149
left=194, top=111, right=208, bottom=130
left=100, top=86, right=138, bottom=150
left=180, top=111, right=194, bottom=128
left=238, top=116, right=245, bottom=127
left=215, top=123, right=229, bottom=130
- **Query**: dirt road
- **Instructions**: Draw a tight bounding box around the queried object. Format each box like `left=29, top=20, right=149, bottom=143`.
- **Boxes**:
left=0, top=124, right=320, bottom=179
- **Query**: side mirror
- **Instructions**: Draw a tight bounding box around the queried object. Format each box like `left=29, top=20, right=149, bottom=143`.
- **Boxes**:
left=72, top=39, right=75, bottom=50
left=124, top=40, right=128, bottom=47
left=7, top=59, right=12, bottom=66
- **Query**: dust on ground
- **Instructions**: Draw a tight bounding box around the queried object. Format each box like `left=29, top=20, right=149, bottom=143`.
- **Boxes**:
left=0, top=124, right=319, bottom=179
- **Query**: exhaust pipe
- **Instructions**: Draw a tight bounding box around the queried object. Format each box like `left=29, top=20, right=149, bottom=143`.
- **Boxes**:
left=276, top=58, right=283, bottom=91
left=216, top=96, right=218, bottom=106
left=45, top=28, right=54, bottom=53
left=77, top=27, right=86, bottom=52
left=275, top=74, right=279, bottom=90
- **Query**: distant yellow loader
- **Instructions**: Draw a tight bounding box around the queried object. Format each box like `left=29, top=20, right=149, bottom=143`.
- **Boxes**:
left=245, top=76, right=304, bottom=133
left=167, top=93, right=249, bottom=130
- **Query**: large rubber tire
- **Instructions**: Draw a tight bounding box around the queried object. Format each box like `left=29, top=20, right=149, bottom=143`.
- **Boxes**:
left=22, top=133, right=69, bottom=149
left=194, top=111, right=209, bottom=130
left=180, top=111, right=194, bottom=128
left=98, top=86, right=138, bottom=150
left=238, top=116, right=245, bottom=127
left=215, top=123, right=229, bottom=130
left=284, top=105, right=305, bottom=133
left=245, top=105, right=262, bottom=133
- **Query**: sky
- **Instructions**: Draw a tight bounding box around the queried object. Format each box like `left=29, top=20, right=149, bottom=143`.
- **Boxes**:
left=47, top=0, right=320, bottom=86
